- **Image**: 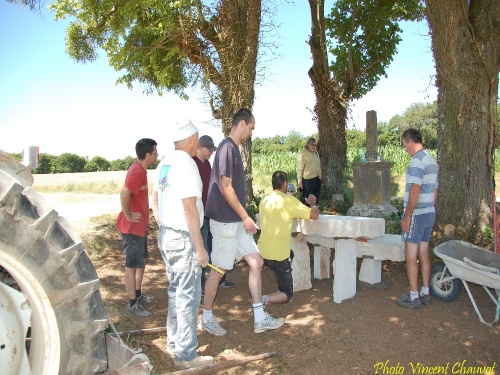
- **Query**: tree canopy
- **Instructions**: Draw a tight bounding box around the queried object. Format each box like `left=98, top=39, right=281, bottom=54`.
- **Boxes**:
left=307, top=0, right=424, bottom=200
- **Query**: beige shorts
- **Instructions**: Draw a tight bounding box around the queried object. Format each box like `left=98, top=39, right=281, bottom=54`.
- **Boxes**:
left=209, top=220, right=259, bottom=270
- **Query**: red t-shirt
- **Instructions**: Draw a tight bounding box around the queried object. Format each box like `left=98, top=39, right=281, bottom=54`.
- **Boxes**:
left=116, top=161, right=149, bottom=237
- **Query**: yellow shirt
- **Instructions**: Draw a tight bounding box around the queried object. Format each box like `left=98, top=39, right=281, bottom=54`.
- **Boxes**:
left=258, top=191, right=311, bottom=261
left=297, top=148, right=321, bottom=184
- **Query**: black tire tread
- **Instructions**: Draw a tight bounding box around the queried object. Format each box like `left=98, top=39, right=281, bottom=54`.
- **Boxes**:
left=0, top=170, right=108, bottom=374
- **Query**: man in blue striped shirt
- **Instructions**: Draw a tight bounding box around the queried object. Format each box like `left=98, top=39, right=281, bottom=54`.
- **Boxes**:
left=397, top=128, right=438, bottom=309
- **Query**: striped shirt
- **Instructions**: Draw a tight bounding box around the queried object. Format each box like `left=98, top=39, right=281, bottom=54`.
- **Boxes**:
left=404, top=149, right=438, bottom=215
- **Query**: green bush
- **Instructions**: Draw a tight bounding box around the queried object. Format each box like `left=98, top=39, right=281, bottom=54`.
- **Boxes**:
left=110, top=156, right=135, bottom=171
left=51, top=153, right=87, bottom=173
left=85, top=156, right=111, bottom=172
left=33, top=154, right=52, bottom=174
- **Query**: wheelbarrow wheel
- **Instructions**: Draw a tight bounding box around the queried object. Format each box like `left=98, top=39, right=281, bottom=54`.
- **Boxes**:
left=430, top=262, right=462, bottom=302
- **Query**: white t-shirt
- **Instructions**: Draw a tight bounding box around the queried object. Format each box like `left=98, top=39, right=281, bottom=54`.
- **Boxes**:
left=154, top=150, right=203, bottom=230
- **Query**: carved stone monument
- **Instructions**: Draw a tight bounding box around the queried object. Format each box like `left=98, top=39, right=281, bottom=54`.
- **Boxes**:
left=347, top=110, right=398, bottom=218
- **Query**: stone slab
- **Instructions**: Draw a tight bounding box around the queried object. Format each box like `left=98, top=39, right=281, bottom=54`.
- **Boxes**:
left=292, top=214, right=385, bottom=239
left=357, top=234, right=405, bottom=261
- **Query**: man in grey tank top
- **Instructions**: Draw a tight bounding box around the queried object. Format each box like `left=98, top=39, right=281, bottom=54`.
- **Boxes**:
left=199, top=108, right=285, bottom=335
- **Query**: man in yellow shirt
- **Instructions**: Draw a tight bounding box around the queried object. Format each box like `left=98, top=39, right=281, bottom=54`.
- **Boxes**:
left=297, top=137, right=321, bottom=206
left=258, top=171, right=319, bottom=304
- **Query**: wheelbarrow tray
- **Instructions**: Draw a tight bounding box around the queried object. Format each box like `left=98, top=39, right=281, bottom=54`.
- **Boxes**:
left=433, top=240, right=500, bottom=326
left=434, top=240, right=500, bottom=290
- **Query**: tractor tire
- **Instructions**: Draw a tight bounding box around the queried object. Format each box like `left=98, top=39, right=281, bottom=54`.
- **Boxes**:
left=429, top=262, right=462, bottom=302
left=0, top=169, right=108, bottom=374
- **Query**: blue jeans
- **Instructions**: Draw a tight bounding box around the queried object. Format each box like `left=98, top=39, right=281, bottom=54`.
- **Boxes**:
left=158, top=226, right=202, bottom=362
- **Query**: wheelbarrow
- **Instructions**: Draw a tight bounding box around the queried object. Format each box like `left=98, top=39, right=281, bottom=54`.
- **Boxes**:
left=430, top=240, right=500, bottom=327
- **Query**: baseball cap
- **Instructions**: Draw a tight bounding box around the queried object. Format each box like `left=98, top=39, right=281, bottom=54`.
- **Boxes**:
left=198, top=135, right=217, bottom=151
left=173, top=119, right=198, bottom=142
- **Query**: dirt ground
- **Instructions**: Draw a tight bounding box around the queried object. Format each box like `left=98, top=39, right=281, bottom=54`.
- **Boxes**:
left=86, top=221, right=500, bottom=375
left=37, top=181, right=498, bottom=375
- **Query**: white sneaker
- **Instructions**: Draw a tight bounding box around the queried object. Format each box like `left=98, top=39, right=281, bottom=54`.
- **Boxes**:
left=174, top=355, right=214, bottom=369
left=254, top=312, right=285, bottom=333
left=198, top=315, right=227, bottom=336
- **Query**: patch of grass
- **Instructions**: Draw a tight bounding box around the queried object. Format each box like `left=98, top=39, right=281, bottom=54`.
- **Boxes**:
left=81, top=214, right=120, bottom=258
left=35, top=180, right=124, bottom=194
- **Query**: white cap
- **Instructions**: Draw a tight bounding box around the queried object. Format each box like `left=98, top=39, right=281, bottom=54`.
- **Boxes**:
left=173, top=119, right=198, bottom=142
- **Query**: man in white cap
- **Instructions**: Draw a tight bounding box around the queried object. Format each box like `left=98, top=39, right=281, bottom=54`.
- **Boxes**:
left=152, top=120, right=213, bottom=369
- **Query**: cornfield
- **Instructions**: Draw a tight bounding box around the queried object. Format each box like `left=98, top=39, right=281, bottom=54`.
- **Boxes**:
left=252, top=146, right=414, bottom=191
left=252, top=146, right=499, bottom=195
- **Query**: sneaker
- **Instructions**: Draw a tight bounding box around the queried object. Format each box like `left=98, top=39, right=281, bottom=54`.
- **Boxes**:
left=396, top=293, right=421, bottom=309
left=127, top=302, right=151, bottom=317
left=254, top=312, right=285, bottom=334
left=174, top=355, right=214, bottom=369
left=137, top=294, right=153, bottom=304
left=419, top=292, right=431, bottom=305
left=219, top=280, right=234, bottom=288
left=198, top=315, right=227, bottom=336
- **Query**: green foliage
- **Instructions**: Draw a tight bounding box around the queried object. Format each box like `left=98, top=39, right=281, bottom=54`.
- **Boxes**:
left=51, top=153, right=87, bottom=173
left=326, top=0, right=424, bottom=99
left=110, top=156, right=135, bottom=171
left=9, top=152, right=22, bottom=161
left=346, top=128, right=366, bottom=152
left=33, top=153, right=55, bottom=174
left=252, top=131, right=310, bottom=154
left=84, top=156, right=111, bottom=172
left=50, top=0, right=189, bottom=96
left=379, top=102, right=438, bottom=149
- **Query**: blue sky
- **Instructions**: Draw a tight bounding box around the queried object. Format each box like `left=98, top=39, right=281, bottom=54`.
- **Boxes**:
left=0, top=1, right=436, bottom=160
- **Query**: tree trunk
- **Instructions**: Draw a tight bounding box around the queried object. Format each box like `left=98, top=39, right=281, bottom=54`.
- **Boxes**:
left=425, top=0, right=500, bottom=239
left=308, top=0, right=348, bottom=202
left=210, top=0, right=261, bottom=202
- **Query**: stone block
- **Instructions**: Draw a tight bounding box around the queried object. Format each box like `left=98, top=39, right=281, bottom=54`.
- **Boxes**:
left=290, top=234, right=312, bottom=292
left=359, top=259, right=382, bottom=284
left=332, top=239, right=357, bottom=303
left=313, top=245, right=331, bottom=279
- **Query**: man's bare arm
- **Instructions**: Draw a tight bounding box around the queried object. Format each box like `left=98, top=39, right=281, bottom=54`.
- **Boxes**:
left=120, top=187, right=141, bottom=222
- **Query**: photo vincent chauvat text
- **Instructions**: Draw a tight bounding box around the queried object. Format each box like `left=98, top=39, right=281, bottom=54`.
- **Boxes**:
left=373, top=360, right=497, bottom=375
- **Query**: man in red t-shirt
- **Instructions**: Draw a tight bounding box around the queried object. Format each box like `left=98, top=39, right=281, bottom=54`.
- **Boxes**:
left=116, top=138, right=158, bottom=317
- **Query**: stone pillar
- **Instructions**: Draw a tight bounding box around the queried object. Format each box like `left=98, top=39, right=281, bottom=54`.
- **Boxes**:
left=332, top=239, right=357, bottom=303
left=313, top=245, right=331, bottom=279
left=290, top=233, right=312, bottom=292
left=365, top=111, right=378, bottom=162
